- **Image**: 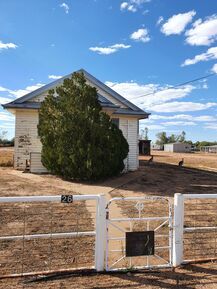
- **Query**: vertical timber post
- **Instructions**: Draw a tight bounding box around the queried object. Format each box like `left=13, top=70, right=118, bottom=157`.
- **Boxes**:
left=95, top=194, right=106, bottom=271
left=173, top=193, right=184, bottom=267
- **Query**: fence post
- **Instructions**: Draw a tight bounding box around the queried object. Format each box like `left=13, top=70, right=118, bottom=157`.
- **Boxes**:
left=95, top=194, right=106, bottom=271
left=173, top=193, right=184, bottom=267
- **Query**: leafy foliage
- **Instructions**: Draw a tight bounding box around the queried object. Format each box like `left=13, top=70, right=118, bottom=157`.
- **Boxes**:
left=155, top=132, right=168, bottom=145
left=38, top=72, right=129, bottom=180
left=195, top=141, right=217, bottom=148
left=156, top=131, right=186, bottom=145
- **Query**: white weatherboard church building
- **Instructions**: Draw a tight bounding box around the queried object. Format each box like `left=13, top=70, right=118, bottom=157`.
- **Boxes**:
left=3, top=69, right=149, bottom=173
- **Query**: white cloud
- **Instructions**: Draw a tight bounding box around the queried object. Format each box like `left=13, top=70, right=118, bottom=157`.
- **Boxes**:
left=142, top=9, right=149, bottom=15
left=60, top=2, right=69, bottom=14
left=161, top=10, right=196, bottom=35
left=162, top=121, right=196, bottom=126
left=0, top=83, right=44, bottom=101
left=0, top=40, right=17, bottom=51
left=130, top=28, right=150, bottom=43
left=150, top=114, right=217, bottom=122
left=182, top=46, right=217, bottom=66
left=105, top=81, right=157, bottom=99
left=105, top=81, right=194, bottom=108
left=48, top=75, right=62, bottom=80
left=212, top=63, right=217, bottom=73
left=105, top=80, right=217, bottom=115
left=89, top=43, right=131, bottom=55
left=90, top=47, right=116, bottom=55
left=127, top=5, right=137, bottom=12
left=120, top=0, right=150, bottom=13
left=141, top=124, right=166, bottom=130
left=9, top=84, right=44, bottom=98
left=156, top=16, right=164, bottom=26
left=0, top=112, right=15, bottom=121
left=149, top=102, right=217, bottom=113
left=0, top=97, right=14, bottom=105
left=202, top=82, right=208, bottom=89
left=185, top=15, right=217, bottom=46
left=204, top=123, right=217, bottom=130
left=120, top=2, right=128, bottom=10
left=110, top=44, right=130, bottom=49
left=0, top=86, right=8, bottom=92
left=0, top=122, right=15, bottom=129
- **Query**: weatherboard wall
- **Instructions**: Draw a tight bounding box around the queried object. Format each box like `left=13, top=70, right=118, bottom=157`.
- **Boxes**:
left=14, top=110, right=43, bottom=170
left=119, top=117, right=139, bottom=171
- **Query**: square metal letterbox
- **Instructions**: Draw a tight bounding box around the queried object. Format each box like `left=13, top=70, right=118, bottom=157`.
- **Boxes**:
left=126, top=231, right=155, bottom=257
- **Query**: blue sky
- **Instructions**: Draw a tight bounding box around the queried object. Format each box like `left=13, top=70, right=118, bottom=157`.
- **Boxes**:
left=0, top=0, right=217, bottom=142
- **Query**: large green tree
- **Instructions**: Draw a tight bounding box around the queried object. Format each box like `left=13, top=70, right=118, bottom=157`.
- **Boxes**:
left=38, top=72, right=129, bottom=180
left=155, top=132, right=168, bottom=145
left=155, top=131, right=187, bottom=145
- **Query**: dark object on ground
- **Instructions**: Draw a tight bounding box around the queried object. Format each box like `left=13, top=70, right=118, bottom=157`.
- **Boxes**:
left=147, top=155, right=153, bottom=164
left=178, top=158, right=184, bottom=167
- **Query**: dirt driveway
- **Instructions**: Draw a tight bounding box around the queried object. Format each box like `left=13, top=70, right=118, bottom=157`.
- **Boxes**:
left=0, top=161, right=217, bottom=288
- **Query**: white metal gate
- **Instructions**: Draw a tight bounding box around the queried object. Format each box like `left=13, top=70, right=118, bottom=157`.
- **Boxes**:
left=105, top=196, right=173, bottom=271
left=0, top=194, right=106, bottom=277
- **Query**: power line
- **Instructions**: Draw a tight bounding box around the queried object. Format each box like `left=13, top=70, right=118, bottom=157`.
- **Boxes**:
left=133, top=72, right=217, bottom=100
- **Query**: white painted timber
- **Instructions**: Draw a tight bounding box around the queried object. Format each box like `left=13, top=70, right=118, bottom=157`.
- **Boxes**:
left=173, top=193, right=184, bottom=267
left=30, top=152, right=47, bottom=173
left=119, top=117, right=139, bottom=171
left=14, top=110, right=42, bottom=170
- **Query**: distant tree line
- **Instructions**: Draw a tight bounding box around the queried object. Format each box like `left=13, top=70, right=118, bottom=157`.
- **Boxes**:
left=0, top=130, right=14, bottom=147
left=193, top=141, right=217, bottom=148
left=155, top=131, right=217, bottom=149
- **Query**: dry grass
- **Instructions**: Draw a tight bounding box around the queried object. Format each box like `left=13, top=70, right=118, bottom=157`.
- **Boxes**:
left=0, top=147, right=14, bottom=167
left=0, top=202, right=95, bottom=277
left=140, top=151, right=217, bottom=172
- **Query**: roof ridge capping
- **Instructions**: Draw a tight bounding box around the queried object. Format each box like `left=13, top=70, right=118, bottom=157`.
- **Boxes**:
left=2, top=68, right=149, bottom=116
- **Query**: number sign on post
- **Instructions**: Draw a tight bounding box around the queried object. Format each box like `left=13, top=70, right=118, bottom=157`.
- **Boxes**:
left=61, top=195, right=73, bottom=203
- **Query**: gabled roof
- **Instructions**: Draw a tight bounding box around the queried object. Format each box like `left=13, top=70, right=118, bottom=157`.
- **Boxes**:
left=2, top=69, right=149, bottom=118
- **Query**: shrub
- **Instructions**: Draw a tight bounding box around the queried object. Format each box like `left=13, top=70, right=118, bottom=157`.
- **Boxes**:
left=38, top=72, right=129, bottom=180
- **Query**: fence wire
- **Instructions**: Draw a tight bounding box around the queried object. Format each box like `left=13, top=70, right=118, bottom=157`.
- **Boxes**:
left=0, top=200, right=96, bottom=277
left=184, top=198, right=217, bottom=262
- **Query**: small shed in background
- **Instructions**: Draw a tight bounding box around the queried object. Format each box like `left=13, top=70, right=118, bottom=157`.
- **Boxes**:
left=152, top=144, right=164, bottom=151
left=200, top=145, right=217, bottom=154
left=164, top=142, right=191, bottom=153
left=139, top=140, right=151, bottom=155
